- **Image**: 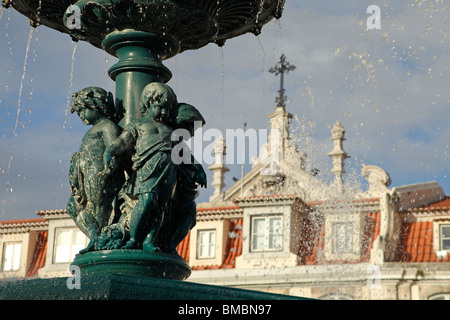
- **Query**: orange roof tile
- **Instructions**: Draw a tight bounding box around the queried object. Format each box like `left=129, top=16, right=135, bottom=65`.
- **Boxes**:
left=411, top=196, right=450, bottom=213
left=26, top=231, right=48, bottom=277
left=397, top=220, right=450, bottom=262
left=298, top=214, right=325, bottom=265
left=221, top=219, right=243, bottom=268
left=396, top=196, right=450, bottom=262
left=361, top=212, right=381, bottom=261
left=177, top=232, right=190, bottom=261
left=425, top=196, right=450, bottom=209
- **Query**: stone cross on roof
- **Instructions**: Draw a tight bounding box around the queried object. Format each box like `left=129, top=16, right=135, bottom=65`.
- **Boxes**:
left=269, top=54, right=296, bottom=108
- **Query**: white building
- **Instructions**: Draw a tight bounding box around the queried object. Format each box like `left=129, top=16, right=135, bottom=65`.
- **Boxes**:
left=1, top=84, right=449, bottom=300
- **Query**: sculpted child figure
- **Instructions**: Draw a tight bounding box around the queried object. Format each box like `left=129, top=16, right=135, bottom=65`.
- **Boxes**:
left=67, top=87, right=123, bottom=253
left=102, top=82, right=178, bottom=251
left=156, top=103, right=207, bottom=254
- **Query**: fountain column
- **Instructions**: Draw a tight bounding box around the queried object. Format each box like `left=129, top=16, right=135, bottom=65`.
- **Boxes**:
left=102, top=30, right=180, bottom=127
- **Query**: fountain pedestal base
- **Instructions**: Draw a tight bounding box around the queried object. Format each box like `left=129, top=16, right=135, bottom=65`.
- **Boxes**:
left=0, top=247, right=309, bottom=300
left=71, top=249, right=191, bottom=280
left=0, top=272, right=308, bottom=300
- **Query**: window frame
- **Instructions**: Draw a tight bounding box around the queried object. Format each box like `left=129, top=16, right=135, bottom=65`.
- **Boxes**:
left=2, top=241, right=22, bottom=272
left=250, top=215, right=283, bottom=253
left=196, top=229, right=216, bottom=259
left=439, top=224, right=450, bottom=251
left=53, top=227, right=88, bottom=264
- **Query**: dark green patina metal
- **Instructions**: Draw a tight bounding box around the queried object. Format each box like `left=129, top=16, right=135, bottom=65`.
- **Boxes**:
left=72, top=250, right=192, bottom=279
left=102, top=30, right=179, bottom=127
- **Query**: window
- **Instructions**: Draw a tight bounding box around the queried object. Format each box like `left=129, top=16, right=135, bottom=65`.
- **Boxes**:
left=197, top=229, right=216, bottom=259
left=2, top=242, right=22, bottom=271
left=251, top=215, right=283, bottom=252
left=440, top=224, right=450, bottom=251
left=53, top=228, right=88, bottom=263
left=333, top=222, right=353, bottom=254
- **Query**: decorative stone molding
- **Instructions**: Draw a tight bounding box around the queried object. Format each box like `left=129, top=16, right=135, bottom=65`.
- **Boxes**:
left=324, top=211, right=363, bottom=262
left=362, top=164, right=391, bottom=196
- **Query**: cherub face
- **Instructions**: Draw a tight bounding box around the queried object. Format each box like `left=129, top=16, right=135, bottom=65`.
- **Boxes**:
left=78, top=106, right=100, bottom=125
left=147, top=102, right=170, bottom=123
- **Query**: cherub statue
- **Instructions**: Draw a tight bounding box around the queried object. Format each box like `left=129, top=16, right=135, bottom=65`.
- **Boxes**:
left=102, top=82, right=178, bottom=251
left=67, top=86, right=123, bottom=253
left=156, top=103, right=207, bottom=254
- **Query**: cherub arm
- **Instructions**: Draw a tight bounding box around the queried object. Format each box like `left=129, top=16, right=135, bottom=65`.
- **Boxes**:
left=101, top=129, right=135, bottom=175
left=102, top=122, right=122, bottom=149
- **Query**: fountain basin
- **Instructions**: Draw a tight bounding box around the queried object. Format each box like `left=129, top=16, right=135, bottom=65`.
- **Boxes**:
left=3, top=0, right=285, bottom=53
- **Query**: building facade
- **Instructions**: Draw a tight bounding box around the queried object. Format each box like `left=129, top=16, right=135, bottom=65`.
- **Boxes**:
left=1, top=102, right=449, bottom=300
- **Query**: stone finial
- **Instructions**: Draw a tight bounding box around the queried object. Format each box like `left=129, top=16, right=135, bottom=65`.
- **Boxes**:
left=330, top=121, right=345, bottom=139
left=213, top=135, right=226, bottom=165
left=208, top=136, right=229, bottom=202
left=328, top=121, right=350, bottom=193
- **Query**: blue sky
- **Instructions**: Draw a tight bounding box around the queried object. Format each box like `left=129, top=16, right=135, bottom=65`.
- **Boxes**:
left=0, top=1, right=449, bottom=220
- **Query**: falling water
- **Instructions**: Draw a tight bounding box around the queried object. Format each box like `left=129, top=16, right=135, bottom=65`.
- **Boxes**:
left=7, top=26, right=35, bottom=176
left=273, top=16, right=284, bottom=54
left=26, top=31, right=38, bottom=122
left=256, top=36, right=268, bottom=98
left=13, top=26, right=34, bottom=137
left=3, top=9, right=13, bottom=57
left=63, top=42, right=78, bottom=129
left=218, top=46, right=225, bottom=107
left=171, top=56, right=178, bottom=93
left=0, top=7, right=5, bottom=22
